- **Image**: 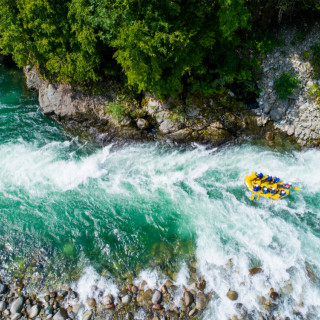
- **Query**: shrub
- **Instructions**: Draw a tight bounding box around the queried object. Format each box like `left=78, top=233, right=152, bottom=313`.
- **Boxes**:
left=105, top=101, right=130, bottom=121
left=274, top=72, right=299, bottom=99
left=308, top=83, right=320, bottom=106
left=310, top=44, right=320, bottom=78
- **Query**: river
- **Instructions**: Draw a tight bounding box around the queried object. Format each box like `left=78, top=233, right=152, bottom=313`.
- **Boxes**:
left=0, top=65, right=320, bottom=319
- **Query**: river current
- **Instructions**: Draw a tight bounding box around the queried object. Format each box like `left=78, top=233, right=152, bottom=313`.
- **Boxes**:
left=0, top=65, right=320, bottom=319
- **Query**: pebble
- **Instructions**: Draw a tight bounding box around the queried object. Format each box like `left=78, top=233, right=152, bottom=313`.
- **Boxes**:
left=196, top=292, right=207, bottom=310
left=0, top=301, right=7, bottom=311
left=82, top=310, right=92, bottom=320
left=227, top=290, right=238, bottom=301
left=250, top=267, right=263, bottom=275
left=10, top=296, right=24, bottom=314
left=102, top=294, right=114, bottom=306
left=152, top=304, right=162, bottom=310
left=0, top=283, right=8, bottom=294
left=11, top=313, right=22, bottom=320
left=28, top=305, right=40, bottom=318
left=152, top=290, right=162, bottom=305
left=184, top=291, right=194, bottom=307
left=121, top=294, right=132, bottom=305
left=52, top=308, right=68, bottom=320
left=87, top=298, right=96, bottom=308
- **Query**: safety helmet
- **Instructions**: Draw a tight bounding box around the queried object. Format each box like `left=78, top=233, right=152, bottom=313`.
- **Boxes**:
left=262, top=186, right=268, bottom=193
left=270, top=187, right=275, bottom=195
left=280, top=190, right=286, bottom=196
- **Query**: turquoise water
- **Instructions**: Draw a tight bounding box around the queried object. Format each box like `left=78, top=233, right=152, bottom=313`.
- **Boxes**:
left=1, top=65, right=320, bottom=319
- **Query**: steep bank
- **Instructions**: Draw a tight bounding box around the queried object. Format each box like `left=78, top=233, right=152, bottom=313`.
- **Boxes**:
left=24, top=23, right=320, bottom=149
left=24, top=66, right=266, bottom=147
left=254, top=24, right=320, bottom=147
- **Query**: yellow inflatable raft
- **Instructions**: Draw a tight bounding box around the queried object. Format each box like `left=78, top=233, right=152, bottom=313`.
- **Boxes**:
left=245, top=172, right=298, bottom=200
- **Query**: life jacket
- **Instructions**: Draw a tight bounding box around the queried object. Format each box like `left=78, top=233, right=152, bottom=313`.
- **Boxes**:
left=280, top=190, right=286, bottom=197
left=273, top=177, right=280, bottom=183
left=262, top=186, right=268, bottom=194
left=265, top=175, right=272, bottom=182
left=270, top=187, right=275, bottom=195
left=255, top=172, right=263, bottom=179
left=253, top=183, right=260, bottom=192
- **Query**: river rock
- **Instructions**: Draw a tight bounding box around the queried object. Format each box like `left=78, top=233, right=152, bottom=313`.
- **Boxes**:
left=11, top=313, right=22, bottom=320
left=269, top=288, right=280, bottom=300
left=195, top=292, right=207, bottom=310
left=10, top=297, right=24, bottom=315
left=102, top=294, right=114, bottom=306
left=136, top=118, right=149, bottom=130
left=152, top=304, right=162, bottom=310
left=52, top=308, right=68, bottom=320
left=121, top=294, right=132, bottom=305
left=105, top=304, right=115, bottom=310
left=189, top=308, right=197, bottom=317
left=160, top=285, right=167, bottom=294
left=82, top=310, right=92, bottom=320
left=152, top=290, right=162, bottom=305
left=159, top=119, right=182, bottom=134
left=0, top=283, right=8, bottom=294
left=227, top=290, right=238, bottom=301
left=87, top=298, right=96, bottom=308
left=28, top=305, right=40, bottom=318
left=0, top=301, right=7, bottom=311
left=184, top=291, right=194, bottom=307
left=250, top=267, right=263, bottom=275
left=165, top=279, right=174, bottom=288
left=197, top=279, right=206, bottom=291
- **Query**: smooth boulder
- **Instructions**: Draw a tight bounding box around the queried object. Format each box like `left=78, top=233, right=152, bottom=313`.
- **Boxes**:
left=10, top=297, right=24, bottom=315
left=184, top=291, right=194, bottom=307
left=28, top=305, right=40, bottom=319
left=152, top=290, right=162, bottom=305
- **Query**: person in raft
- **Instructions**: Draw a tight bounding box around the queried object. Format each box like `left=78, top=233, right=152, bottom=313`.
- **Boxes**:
left=253, top=173, right=283, bottom=195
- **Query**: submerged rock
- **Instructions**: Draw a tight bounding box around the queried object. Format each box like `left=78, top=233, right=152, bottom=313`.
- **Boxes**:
left=227, top=290, right=238, bottom=301
left=250, top=267, right=263, bottom=275
left=82, top=310, right=93, bottom=320
left=87, top=298, right=96, bottom=308
left=121, top=294, right=132, bottom=305
left=196, top=292, right=207, bottom=310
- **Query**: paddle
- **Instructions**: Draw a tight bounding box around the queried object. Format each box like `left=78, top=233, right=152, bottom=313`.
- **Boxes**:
left=257, top=195, right=260, bottom=200
left=252, top=193, right=254, bottom=200
left=292, top=186, right=300, bottom=191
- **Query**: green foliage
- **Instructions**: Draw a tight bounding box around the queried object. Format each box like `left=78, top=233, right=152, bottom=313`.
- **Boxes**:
left=105, top=101, right=129, bottom=121
left=310, top=44, right=320, bottom=78
left=303, top=50, right=311, bottom=60
left=308, top=83, right=320, bottom=106
left=274, top=72, right=299, bottom=99
left=1, top=0, right=319, bottom=102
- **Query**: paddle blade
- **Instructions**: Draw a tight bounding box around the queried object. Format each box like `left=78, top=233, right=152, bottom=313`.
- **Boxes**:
left=292, top=186, right=300, bottom=191
left=252, top=193, right=254, bottom=200
left=257, top=195, right=260, bottom=200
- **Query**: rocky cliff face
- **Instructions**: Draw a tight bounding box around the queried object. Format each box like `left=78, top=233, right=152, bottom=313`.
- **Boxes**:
left=254, top=26, right=320, bottom=147
left=24, top=65, right=255, bottom=146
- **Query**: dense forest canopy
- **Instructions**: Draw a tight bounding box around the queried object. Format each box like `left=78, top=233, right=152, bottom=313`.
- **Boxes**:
left=0, top=0, right=319, bottom=99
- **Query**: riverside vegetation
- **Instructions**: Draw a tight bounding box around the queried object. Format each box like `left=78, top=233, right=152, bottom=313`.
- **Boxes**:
left=2, top=1, right=320, bottom=147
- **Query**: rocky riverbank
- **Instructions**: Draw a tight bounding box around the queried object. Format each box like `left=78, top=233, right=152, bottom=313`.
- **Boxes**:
left=23, top=66, right=277, bottom=148
left=0, top=260, right=291, bottom=320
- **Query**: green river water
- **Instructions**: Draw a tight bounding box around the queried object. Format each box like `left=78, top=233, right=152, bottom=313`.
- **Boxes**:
left=0, top=65, right=320, bottom=319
